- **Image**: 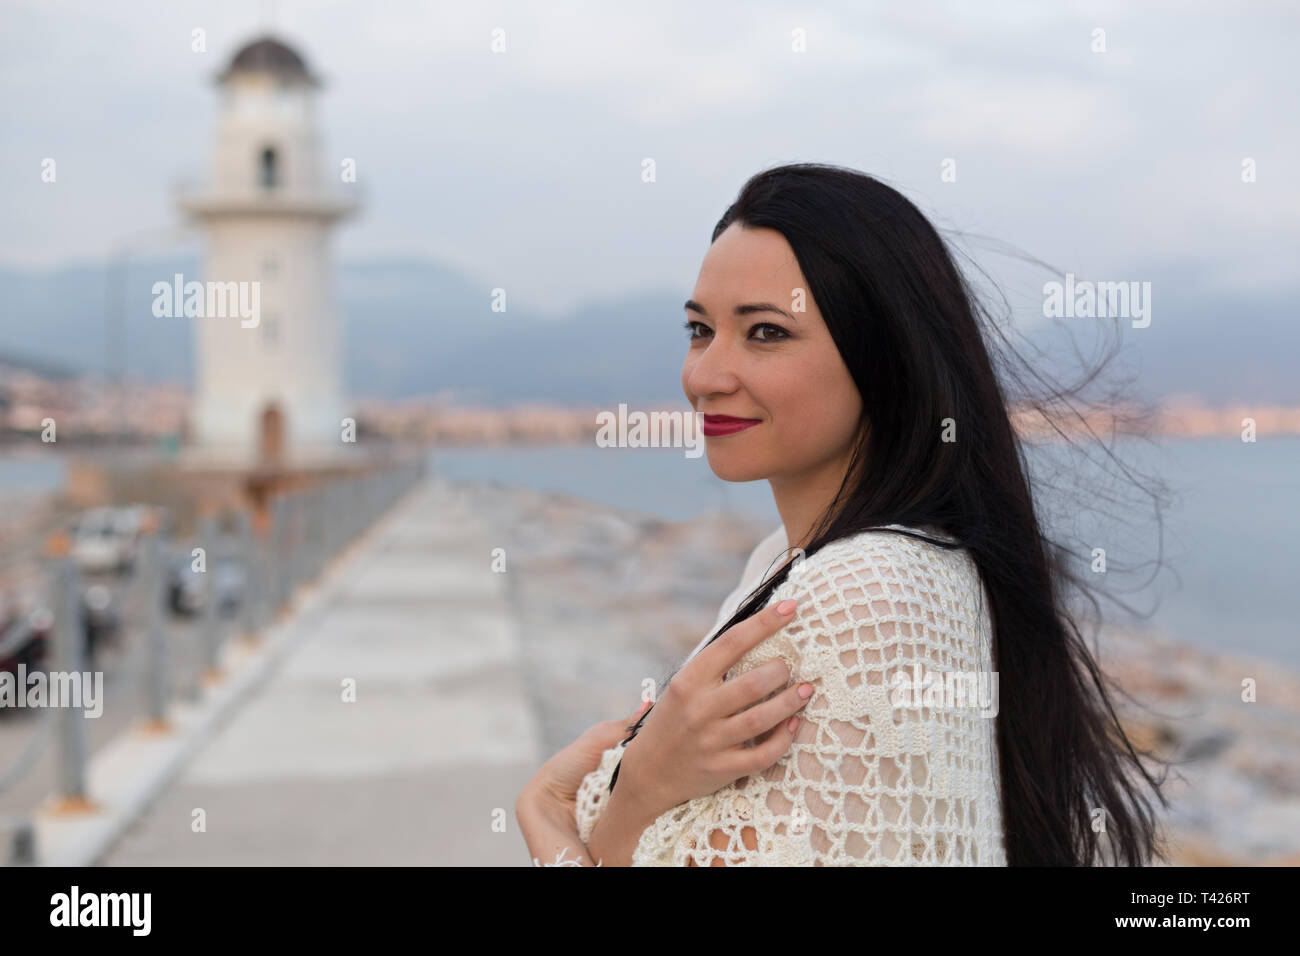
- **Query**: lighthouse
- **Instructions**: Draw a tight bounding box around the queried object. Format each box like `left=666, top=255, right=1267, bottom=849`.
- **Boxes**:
left=180, top=35, right=356, bottom=466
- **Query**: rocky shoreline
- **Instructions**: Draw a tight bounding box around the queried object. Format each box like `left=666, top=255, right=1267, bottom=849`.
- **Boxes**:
left=1096, top=623, right=1300, bottom=865
left=460, top=477, right=1300, bottom=867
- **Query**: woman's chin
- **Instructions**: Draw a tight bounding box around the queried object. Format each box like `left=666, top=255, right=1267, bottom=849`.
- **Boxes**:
left=704, top=452, right=766, bottom=483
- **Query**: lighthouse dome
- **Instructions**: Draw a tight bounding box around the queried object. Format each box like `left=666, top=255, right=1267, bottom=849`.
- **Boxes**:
left=219, top=36, right=318, bottom=86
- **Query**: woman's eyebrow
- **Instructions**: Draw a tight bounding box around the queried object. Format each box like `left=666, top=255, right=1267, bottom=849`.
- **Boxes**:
left=683, top=299, right=798, bottom=323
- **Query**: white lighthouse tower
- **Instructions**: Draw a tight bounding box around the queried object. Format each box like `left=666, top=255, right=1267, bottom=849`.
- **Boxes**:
left=180, top=35, right=357, bottom=466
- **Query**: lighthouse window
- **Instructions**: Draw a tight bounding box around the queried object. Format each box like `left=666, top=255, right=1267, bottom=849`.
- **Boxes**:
left=260, top=147, right=279, bottom=188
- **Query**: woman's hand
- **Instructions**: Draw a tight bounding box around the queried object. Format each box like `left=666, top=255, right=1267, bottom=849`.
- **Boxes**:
left=518, top=698, right=654, bottom=822
left=615, top=598, right=813, bottom=821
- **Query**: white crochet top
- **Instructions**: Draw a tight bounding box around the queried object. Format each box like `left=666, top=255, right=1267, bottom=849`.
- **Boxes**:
left=574, top=523, right=1007, bottom=866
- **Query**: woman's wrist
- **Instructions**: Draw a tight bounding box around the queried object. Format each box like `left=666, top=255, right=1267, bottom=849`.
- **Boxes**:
left=585, top=777, right=662, bottom=867
left=516, top=785, right=595, bottom=866
left=517, top=779, right=574, bottom=828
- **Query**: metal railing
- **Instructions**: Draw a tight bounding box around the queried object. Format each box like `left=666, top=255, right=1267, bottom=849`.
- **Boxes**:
left=0, top=456, right=427, bottom=865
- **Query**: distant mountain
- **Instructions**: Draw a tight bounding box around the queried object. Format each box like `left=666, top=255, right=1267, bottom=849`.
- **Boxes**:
left=336, top=261, right=689, bottom=406
left=0, top=258, right=1294, bottom=406
left=0, top=259, right=194, bottom=385
left=1005, top=263, right=1299, bottom=407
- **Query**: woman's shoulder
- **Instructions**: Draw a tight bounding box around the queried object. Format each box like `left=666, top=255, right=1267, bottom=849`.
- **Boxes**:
left=772, top=524, right=988, bottom=639
left=788, top=524, right=967, bottom=584
left=710, top=525, right=992, bottom=702
left=724, top=522, right=964, bottom=606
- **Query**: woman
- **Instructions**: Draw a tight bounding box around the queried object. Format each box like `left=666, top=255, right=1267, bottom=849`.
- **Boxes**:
left=515, top=162, right=1170, bottom=866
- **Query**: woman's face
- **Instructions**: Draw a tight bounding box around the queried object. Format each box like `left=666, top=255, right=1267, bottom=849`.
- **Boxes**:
left=681, top=222, right=864, bottom=487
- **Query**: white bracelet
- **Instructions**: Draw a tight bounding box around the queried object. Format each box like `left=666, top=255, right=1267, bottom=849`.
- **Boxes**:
left=533, top=845, right=601, bottom=866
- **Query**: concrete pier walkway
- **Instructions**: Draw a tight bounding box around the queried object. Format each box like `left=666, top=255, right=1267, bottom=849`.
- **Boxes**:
left=101, top=476, right=545, bottom=866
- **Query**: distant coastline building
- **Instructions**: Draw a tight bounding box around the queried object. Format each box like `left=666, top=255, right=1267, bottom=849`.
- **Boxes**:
left=179, top=35, right=357, bottom=466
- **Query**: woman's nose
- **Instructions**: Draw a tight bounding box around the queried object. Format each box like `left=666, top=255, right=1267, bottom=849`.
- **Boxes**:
left=685, top=334, right=742, bottom=395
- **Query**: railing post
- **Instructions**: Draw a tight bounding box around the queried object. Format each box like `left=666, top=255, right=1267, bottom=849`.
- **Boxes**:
left=0, top=816, right=36, bottom=866
left=320, top=484, right=332, bottom=570
left=198, top=513, right=221, bottom=684
left=288, top=493, right=305, bottom=598
left=328, top=482, right=342, bottom=559
left=298, top=490, right=311, bottom=583
left=270, top=495, right=288, bottom=616
left=349, top=476, right=362, bottom=543
left=307, top=487, right=323, bottom=579
left=143, top=533, right=170, bottom=728
left=51, top=553, right=88, bottom=808
left=235, top=510, right=259, bottom=642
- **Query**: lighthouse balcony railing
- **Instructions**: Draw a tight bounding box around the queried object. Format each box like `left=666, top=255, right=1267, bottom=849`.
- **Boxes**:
left=171, top=178, right=362, bottom=219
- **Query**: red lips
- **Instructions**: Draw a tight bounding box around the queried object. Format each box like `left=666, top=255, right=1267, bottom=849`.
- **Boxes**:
left=702, top=414, right=761, bottom=437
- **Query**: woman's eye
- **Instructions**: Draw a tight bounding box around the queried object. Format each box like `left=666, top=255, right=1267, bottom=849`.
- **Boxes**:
left=683, top=319, right=710, bottom=340
left=750, top=323, right=789, bottom=342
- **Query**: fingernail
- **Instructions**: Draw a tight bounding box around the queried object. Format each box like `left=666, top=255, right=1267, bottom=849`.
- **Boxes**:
left=798, top=683, right=813, bottom=699
left=787, top=717, right=799, bottom=733
left=776, top=599, right=796, bottom=615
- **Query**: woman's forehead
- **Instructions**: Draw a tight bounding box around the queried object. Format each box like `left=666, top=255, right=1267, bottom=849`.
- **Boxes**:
left=695, top=227, right=807, bottom=301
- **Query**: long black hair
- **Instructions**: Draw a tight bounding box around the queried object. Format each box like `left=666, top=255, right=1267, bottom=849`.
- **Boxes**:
left=609, top=162, right=1172, bottom=866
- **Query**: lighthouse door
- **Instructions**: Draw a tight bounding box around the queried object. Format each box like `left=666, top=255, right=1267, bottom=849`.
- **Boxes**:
left=259, top=403, right=285, bottom=464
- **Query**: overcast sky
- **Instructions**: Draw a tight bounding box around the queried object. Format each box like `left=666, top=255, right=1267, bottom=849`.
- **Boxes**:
left=1, top=0, right=1296, bottom=318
